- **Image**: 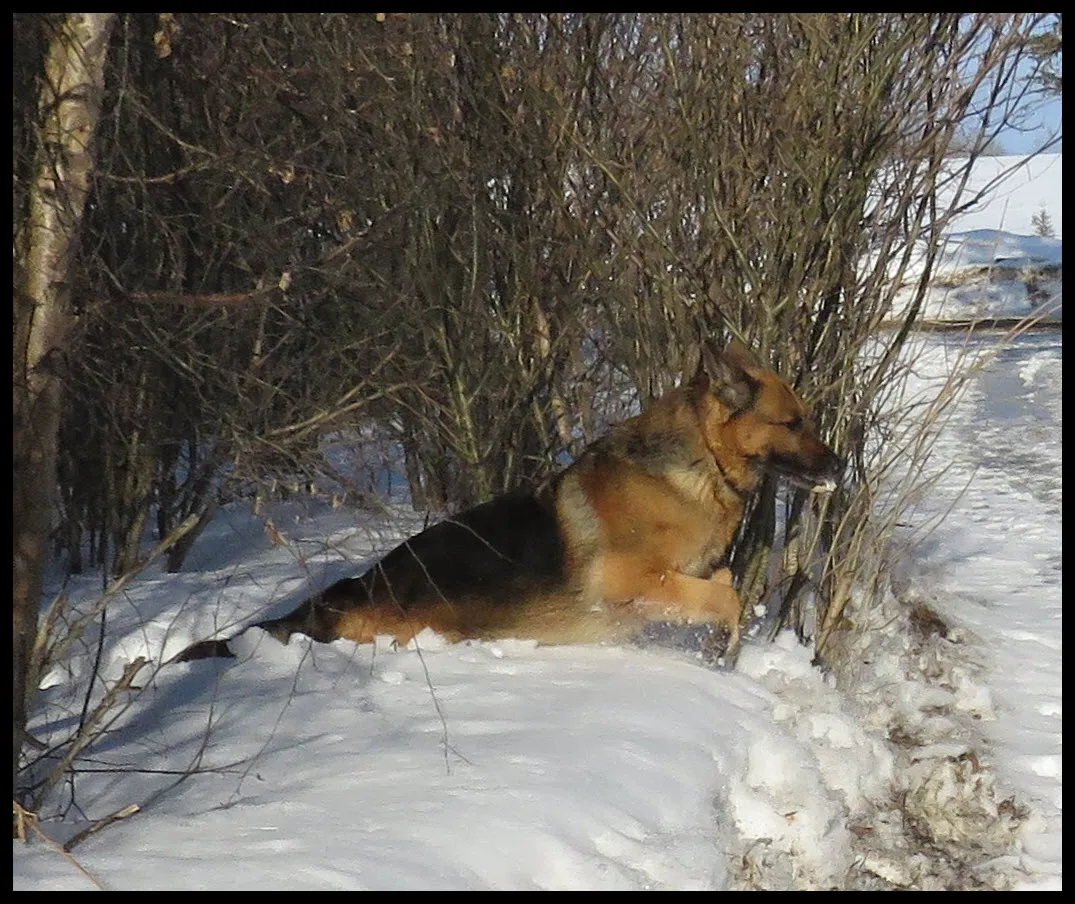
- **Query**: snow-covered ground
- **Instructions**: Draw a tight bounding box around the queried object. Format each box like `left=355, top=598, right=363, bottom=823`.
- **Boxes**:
left=13, top=158, right=1062, bottom=890
left=892, top=331, right=1063, bottom=886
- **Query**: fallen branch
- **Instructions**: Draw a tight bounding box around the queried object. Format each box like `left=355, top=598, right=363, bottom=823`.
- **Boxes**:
left=13, top=799, right=107, bottom=889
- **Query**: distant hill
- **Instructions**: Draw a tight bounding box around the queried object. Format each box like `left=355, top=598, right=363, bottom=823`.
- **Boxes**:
left=892, top=154, right=1062, bottom=325
left=941, top=153, right=1062, bottom=239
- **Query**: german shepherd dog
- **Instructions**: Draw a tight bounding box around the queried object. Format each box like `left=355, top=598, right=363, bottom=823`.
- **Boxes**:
left=176, top=340, right=839, bottom=664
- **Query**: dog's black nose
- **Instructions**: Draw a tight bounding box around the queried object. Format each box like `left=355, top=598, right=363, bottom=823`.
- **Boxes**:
left=827, top=450, right=844, bottom=479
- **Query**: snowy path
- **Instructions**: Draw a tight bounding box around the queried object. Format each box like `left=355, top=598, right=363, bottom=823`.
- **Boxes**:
left=901, top=331, right=1062, bottom=887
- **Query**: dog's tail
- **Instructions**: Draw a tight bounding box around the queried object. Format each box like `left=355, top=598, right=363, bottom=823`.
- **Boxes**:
left=169, top=578, right=365, bottom=664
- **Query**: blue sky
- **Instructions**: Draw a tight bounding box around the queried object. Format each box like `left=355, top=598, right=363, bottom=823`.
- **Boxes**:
left=994, top=15, right=1062, bottom=156
left=999, top=94, right=1062, bottom=155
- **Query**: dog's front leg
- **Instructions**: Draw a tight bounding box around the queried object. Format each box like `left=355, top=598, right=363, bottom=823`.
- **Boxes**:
left=602, top=554, right=743, bottom=651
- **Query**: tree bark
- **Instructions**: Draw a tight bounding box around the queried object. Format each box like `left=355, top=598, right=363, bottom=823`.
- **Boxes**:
left=13, top=12, right=114, bottom=814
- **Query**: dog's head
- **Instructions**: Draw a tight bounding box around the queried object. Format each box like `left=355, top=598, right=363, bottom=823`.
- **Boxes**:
left=693, top=339, right=841, bottom=493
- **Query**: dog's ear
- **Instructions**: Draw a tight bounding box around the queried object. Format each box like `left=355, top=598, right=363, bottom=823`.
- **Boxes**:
left=698, top=339, right=759, bottom=413
left=722, top=337, right=762, bottom=371
left=687, top=346, right=708, bottom=388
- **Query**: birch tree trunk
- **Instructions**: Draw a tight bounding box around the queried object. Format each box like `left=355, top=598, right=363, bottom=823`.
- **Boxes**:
left=12, top=12, right=114, bottom=813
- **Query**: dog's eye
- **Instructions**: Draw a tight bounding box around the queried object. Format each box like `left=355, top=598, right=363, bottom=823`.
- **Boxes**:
left=782, top=416, right=803, bottom=431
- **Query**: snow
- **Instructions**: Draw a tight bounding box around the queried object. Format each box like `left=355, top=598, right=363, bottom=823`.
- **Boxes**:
left=891, top=331, right=1063, bottom=879
left=13, top=156, right=1062, bottom=890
